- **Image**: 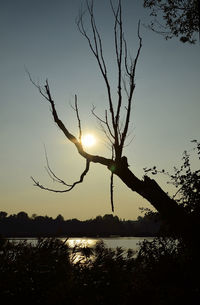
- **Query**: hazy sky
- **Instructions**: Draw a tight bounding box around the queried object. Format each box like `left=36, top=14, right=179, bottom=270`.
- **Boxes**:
left=0, top=0, right=199, bottom=220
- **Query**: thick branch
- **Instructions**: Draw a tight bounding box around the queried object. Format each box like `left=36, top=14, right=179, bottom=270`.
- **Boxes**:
left=110, top=160, right=188, bottom=234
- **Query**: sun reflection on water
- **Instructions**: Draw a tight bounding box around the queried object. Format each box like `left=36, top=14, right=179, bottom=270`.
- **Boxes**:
left=66, top=238, right=98, bottom=248
left=61, top=238, right=98, bottom=264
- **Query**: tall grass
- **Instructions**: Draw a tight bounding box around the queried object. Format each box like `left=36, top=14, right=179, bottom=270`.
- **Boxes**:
left=0, top=237, right=199, bottom=305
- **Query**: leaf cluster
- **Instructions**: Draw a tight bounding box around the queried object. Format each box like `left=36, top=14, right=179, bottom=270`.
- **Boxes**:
left=144, top=0, right=199, bottom=43
left=144, top=140, right=200, bottom=217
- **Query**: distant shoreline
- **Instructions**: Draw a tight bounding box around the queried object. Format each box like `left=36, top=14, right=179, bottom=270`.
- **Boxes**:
left=3, top=234, right=156, bottom=239
left=0, top=212, right=161, bottom=238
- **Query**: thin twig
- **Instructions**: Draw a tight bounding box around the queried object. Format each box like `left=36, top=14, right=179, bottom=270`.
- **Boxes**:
left=31, top=159, right=90, bottom=193
left=73, top=95, right=82, bottom=142
left=44, top=145, right=72, bottom=186
left=91, top=106, right=115, bottom=139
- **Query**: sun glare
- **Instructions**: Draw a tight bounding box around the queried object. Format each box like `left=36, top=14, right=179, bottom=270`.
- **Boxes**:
left=81, top=134, right=96, bottom=148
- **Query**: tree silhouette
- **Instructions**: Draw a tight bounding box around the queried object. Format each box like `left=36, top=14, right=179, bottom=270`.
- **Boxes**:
left=30, top=0, right=191, bottom=236
left=143, top=0, right=200, bottom=44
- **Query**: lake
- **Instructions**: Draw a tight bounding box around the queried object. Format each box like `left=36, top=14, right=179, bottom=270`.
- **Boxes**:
left=65, top=236, right=154, bottom=250
left=9, top=236, right=154, bottom=251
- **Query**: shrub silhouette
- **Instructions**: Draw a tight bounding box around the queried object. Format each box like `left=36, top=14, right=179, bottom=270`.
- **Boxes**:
left=1, top=237, right=200, bottom=305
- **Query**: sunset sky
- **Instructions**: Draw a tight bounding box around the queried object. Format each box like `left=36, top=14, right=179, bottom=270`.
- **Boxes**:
left=0, top=0, right=199, bottom=220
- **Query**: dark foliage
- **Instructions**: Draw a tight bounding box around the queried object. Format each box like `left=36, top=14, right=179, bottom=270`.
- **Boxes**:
left=0, top=212, right=160, bottom=237
left=135, top=237, right=200, bottom=304
left=0, top=237, right=199, bottom=305
left=144, top=140, right=200, bottom=239
left=0, top=238, right=72, bottom=304
left=169, top=140, right=200, bottom=217
left=144, top=0, right=199, bottom=43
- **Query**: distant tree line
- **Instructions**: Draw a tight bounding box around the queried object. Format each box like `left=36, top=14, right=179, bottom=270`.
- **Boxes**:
left=0, top=211, right=161, bottom=237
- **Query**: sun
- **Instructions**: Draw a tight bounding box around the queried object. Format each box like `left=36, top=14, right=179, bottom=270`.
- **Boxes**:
left=81, top=134, right=96, bottom=148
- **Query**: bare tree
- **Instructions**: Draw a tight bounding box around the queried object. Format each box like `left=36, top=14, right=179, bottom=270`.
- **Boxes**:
left=30, top=0, right=190, bottom=236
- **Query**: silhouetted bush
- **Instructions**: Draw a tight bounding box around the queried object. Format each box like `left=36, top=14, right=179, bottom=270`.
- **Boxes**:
left=134, top=237, right=200, bottom=304
left=0, top=236, right=199, bottom=305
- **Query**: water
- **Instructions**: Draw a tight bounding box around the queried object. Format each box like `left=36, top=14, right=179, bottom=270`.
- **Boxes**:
left=7, top=237, right=154, bottom=264
left=65, top=236, right=153, bottom=250
left=9, top=236, right=154, bottom=251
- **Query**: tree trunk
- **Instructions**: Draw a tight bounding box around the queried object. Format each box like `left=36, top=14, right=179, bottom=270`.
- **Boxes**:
left=112, top=160, right=189, bottom=237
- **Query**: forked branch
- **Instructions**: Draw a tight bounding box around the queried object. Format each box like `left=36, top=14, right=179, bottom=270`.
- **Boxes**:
left=29, top=1, right=193, bottom=234
left=77, top=1, right=117, bottom=148
left=31, top=159, right=90, bottom=193
left=28, top=72, right=111, bottom=166
left=30, top=0, right=142, bottom=212
left=120, top=21, right=142, bottom=151
left=77, top=1, right=142, bottom=161
left=28, top=73, right=112, bottom=193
